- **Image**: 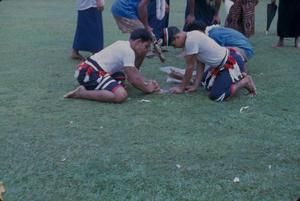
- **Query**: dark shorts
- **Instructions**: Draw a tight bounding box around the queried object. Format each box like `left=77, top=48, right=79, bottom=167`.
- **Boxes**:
left=203, top=49, right=245, bottom=102
left=75, top=62, right=124, bottom=92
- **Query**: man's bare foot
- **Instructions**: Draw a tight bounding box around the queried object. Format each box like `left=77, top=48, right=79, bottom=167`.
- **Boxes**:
left=64, top=86, right=85, bottom=99
left=70, top=49, right=85, bottom=61
left=244, top=75, right=256, bottom=96
left=273, top=38, right=284, bottom=48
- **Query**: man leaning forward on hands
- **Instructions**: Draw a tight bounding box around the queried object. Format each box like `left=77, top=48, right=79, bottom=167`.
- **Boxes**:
left=64, top=28, right=160, bottom=103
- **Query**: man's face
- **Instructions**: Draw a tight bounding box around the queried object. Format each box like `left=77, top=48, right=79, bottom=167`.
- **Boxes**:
left=171, top=32, right=185, bottom=48
left=135, top=40, right=151, bottom=56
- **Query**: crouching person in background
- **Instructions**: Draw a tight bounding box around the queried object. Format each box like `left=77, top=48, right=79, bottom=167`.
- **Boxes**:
left=64, top=28, right=160, bottom=103
left=163, top=26, right=256, bottom=102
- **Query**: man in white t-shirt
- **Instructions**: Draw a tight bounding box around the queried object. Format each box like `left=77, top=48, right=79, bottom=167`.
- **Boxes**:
left=163, top=26, right=256, bottom=102
left=64, top=28, right=160, bottom=103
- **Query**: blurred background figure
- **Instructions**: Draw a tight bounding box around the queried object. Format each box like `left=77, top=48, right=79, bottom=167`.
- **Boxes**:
left=71, top=0, right=105, bottom=60
left=265, top=0, right=277, bottom=35
left=184, top=0, right=222, bottom=31
left=111, top=0, right=152, bottom=33
left=148, top=0, right=170, bottom=39
left=273, top=0, right=300, bottom=48
left=225, top=0, right=258, bottom=37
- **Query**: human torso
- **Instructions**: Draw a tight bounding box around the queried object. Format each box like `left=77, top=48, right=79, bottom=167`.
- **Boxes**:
left=111, top=0, right=140, bottom=19
left=208, top=27, right=254, bottom=59
left=88, top=41, right=136, bottom=74
left=185, top=31, right=228, bottom=67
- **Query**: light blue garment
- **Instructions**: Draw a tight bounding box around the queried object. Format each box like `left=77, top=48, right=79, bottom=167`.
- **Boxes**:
left=77, top=0, right=96, bottom=11
left=111, top=0, right=140, bottom=20
left=208, top=26, right=254, bottom=60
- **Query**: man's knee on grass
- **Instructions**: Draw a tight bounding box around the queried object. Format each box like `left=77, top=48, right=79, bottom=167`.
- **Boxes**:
left=209, top=90, right=230, bottom=102
left=112, top=87, right=128, bottom=103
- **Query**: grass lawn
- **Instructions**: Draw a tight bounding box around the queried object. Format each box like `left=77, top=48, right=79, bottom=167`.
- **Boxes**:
left=0, top=0, right=299, bottom=200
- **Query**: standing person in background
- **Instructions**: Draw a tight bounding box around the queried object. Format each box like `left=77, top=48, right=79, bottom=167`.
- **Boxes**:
left=184, top=0, right=222, bottom=31
left=111, top=0, right=152, bottom=33
left=111, top=0, right=166, bottom=62
left=225, top=0, right=258, bottom=37
left=71, top=0, right=105, bottom=60
left=273, top=0, right=300, bottom=48
left=148, top=0, right=170, bottom=39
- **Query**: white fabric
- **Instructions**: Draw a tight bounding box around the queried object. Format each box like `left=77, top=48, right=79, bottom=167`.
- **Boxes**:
left=88, top=41, right=136, bottom=74
left=184, top=31, right=228, bottom=68
left=156, top=0, right=166, bottom=20
left=205, top=24, right=220, bottom=35
left=224, top=0, right=234, bottom=15
left=77, top=0, right=97, bottom=11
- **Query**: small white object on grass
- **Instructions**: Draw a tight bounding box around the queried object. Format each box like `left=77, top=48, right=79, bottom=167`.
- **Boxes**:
left=158, top=89, right=170, bottom=94
left=233, top=177, right=240, bottom=183
left=239, top=106, right=249, bottom=113
left=176, top=164, right=181, bottom=169
left=138, top=99, right=151, bottom=103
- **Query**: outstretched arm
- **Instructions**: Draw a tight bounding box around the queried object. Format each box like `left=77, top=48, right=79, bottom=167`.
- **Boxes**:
left=124, top=67, right=160, bottom=93
left=170, top=54, right=197, bottom=93
left=138, top=0, right=152, bottom=32
left=186, top=61, right=204, bottom=92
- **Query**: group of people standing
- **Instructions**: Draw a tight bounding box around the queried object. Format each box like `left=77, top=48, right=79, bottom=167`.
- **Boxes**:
left=70, top=0, right=261, bottom=60
left=65, top=0, right=299, bottom=103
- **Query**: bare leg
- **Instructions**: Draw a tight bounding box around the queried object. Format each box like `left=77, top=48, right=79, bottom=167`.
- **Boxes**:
left=70, top=49, right=85, bottom=61
left=295, top=37, right=300, bottom=48
left=64, top=86, right=128, bottom=103
left=273, top=36, right=284, bottom=48
left=231, top=75, right=256, bottom=96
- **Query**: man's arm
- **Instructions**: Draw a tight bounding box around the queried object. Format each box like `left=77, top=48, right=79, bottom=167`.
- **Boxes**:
left=124, top=67, right=160, bottom=93
left=186, top=61, right=205, bottom=92
left=186, top=0, right=195, bottom=25
left=135, top=55, right=146, bottom=70
left=170, top=54, right=197, bottom=93
left=138, top=0, right=152, bottom=32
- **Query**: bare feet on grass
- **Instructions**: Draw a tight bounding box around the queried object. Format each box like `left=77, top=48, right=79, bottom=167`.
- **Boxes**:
left=244, top=75, right=256, bottom=96
left=70, top=49, right=85, bottom=61
left=273, top=37, right=284, bottom=48
left=64, top=86, right=85, bottom=99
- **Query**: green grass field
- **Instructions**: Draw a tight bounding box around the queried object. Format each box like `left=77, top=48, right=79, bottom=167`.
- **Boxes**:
left=0, top=0, right=299, bottom=200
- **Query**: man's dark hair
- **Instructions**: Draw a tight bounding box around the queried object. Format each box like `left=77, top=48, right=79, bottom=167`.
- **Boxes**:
left=162, top=26, right=180, bottom=46
left=130, top=28, right=153, bottom=42
left=185, top=20, right=207, bottom=32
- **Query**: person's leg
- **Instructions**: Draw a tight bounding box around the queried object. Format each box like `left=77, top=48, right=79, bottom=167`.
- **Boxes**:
left=274, top=36, right=284, bottom=47
left=230, top=74, right=256, bottom=96
left=225, top=0, right=243, bottom=34
left=113, top=16, right=144, bottom=33
left=64, top=85, right=128, bottom=103
left=71, top=49, right=85, bottom=60
left=295, top=37, right=300, bottom=48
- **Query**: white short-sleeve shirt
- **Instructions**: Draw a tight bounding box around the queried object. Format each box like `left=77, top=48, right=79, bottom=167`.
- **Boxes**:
left=88, top=40, right=136, bottom=74
left=184, top=31, right=228, bottom=67
left=77, top=0, right=97, bottom=11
